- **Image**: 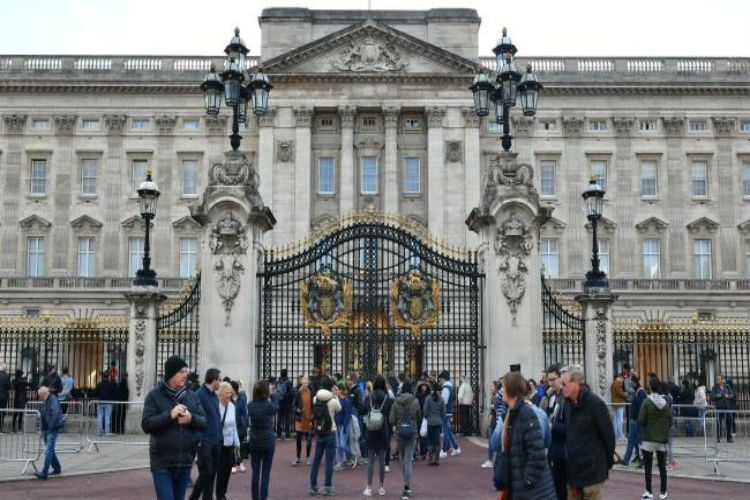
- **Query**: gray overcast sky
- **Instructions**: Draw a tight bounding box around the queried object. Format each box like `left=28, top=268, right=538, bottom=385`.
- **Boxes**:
left=1, top=0, right=748, bottom=57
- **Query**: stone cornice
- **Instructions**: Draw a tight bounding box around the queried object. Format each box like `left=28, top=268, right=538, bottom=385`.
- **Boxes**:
left=461, top=107, right=480, bottom=128
left=711, top=116, right=736, bottom=137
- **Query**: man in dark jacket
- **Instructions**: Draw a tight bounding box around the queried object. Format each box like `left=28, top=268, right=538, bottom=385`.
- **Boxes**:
left=94, top=371, right=118, bottom=437
left=710, top=374, right=736, bottom=443
left=547, top=366, right=568, bottom=500
left=276, top=368, right=293, bottom=440
left=189, top=368, right=221, bottom=500
left=0, top=363, right=11, bottom=432
left=41, top=365, right=62, bottom=395
left=622, top=374, right=646, bottom=466
left=562, top=365, right=615, bottom=500
left=35, top=386, right=64, bottom=479
left=143, top=356, right=206, bottom=500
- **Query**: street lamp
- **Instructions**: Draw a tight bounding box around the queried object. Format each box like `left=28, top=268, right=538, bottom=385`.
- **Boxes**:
left=133, top=170, right=160, bottom=287
left=470, top=27, right=542, bottom=152
left=582, top=176, right=608, bottom=289
left=201, top=28, right=273, bottom=151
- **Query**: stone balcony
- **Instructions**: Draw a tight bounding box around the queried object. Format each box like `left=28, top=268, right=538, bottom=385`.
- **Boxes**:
left=0, top=275, right=189, bottom=291
left=549, top=277, right=750, bottom=293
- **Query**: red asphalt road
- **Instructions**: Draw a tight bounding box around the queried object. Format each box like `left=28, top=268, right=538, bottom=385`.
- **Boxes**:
left=2, top=438, right=748, bottom=500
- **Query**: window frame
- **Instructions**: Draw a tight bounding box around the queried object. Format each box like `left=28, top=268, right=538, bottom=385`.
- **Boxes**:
left=30, top=159, right=47, bottom=196
left=742, top=159, right=750, bottom=199
left=128, top=238, right=145, bottom=278
left=316, top=156, right=336, bottom=195
left=80, top=158, right=98, bottom=197
left=693, top=239, right=713, bottom=280
left=598, top=238, right=610, bottom=276
left=539, top=159, right=556, bottom=198
left=130, top=118, right=150, bottom=131
left=182, top=118, right=201, bottom=131
left=178, top=238, right=198, bottom=278
left=589, top=119, right=608, bottom=132
left=639, top=119, right=658, bottom=132
left=131, top=159, right=149, bottom=195
left=403, top=157, right=421, bottom=195
left=81, top=118, right=101, bottom=131
left=403, top=116, right=423, bottom=132
left=640, top=159, right=658, bottom=198
left=540, top=238, right=559, bottom=278
left=589, top=158, right=608, bottom=192
left=181, top=159, right=199, bottom=197
left=691, top=160, right=709, bottom=198
left=27, top=237, right=45, bottom=277
left=688, top=119, right=708, bottom=133
left=642, top=238, right=661, bottom=279
left=740, top=121, right=750, bottom=133
left=32, top=119, right=51, bottom=131
left=76, top=237, right=96, bottom=277
left=359, top=156, right=379, bottom=195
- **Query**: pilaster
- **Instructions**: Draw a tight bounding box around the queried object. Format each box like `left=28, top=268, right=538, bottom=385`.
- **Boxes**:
left=51, top=115, right=77, bottom=275
left=293, top=107, right=313, bottom=240
left=562, top=115, right=586, bottom=277
left=462, top=108, right=481, bottom=247
left=339, top=106, right=356, bottom=214
left=663, top=117, right=687, bottom=276
left=576, top=291, right=617, bottom=401
left=257, top=107, right=277, bottom=213
left=612, top=117, right=636, bottom=276
left=713, top=116, right=738, bottom=274
left=103, top=114, right=127, bottom=276
left=154, top=115, right=176, bottom=274
left=125, top=289, right=166, bottom=403
left=382, top=106, right=400, bottom=214
left=1, top=115, right=26, bottom=272
left=426, top=106, right=446, bottom=238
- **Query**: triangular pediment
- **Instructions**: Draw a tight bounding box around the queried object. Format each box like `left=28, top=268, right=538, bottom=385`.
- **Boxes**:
left=585, top=216, right=616, bottom=234
left=19, top=214, right=52, bottom=231
left=172, top=216, right=201, bottom=233
left=541, top=216, right=566, bottom=233
left=262, top=20, right=478, bottom=77
left=636, top=217, right=668, bottom=234
left=738, top=219, right=750, bottom=232
left=121, top=215, right=152, bottom=231
left=687, top=217, right=719, bottom=233
left=70, top=215, right=103, bottom=231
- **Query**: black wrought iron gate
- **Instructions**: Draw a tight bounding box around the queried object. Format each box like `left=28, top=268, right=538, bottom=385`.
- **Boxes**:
left=259, top=214, right=484, bottom=431
left=542, top=275, right=585, bottom=370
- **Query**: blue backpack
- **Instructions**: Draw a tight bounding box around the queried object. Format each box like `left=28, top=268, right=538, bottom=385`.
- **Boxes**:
left=397, top=410, right=415, bottom=439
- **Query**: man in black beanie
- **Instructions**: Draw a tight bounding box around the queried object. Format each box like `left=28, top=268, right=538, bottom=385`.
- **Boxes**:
left=142, top=356, right=207, bottom=500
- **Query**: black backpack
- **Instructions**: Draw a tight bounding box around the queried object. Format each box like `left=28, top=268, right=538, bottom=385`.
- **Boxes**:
left=312, top=398, right=332, bottom=436
left=397, top=408, right=415, bottom=439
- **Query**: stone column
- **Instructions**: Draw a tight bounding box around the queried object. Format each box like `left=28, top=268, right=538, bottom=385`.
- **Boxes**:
left=1, top=115, right=26, bottom=273
left=576, top=290, right=617, bottom=401
left=125, top=288, right=165, bottom=404
left=293, top=107, right=313, bottom=240
left=154, top=115, right=177, bottom=274
left=467, top=152, right=549, bottom=421
left=103, top=114, right=127, bottom=276
left=338, top=106, right=356, bottom=214
left=713, top=117, right=738, bottom=274
left=462, top=108, right=481, bottom=247
left=426, top=107, right=446, bottom=238
left=382, top=106, right=400, bottom=214
left=191, top=150, right=275, bottom=383
left=562, top=116, right=586, bottom=277
left=663, top=117, right=687, bottom=276
left=612, top=117, right=636, bottom=276
left=51, top=115, right=76, bottom=275
left=257, top=108, right=277, bottom=209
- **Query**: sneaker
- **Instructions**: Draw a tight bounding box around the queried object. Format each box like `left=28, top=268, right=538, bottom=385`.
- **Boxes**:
left=307, top=458, right=313, bottom=466
left=401, top=487, right=412, bottom=499
left=238, top=463, right=247, bottom=473
left=310, top=486, right=319, bottom=496
left=385, top=465, right=390, bottom=473
left=439, top=451, right=447, bottom=459
left=292, top=458, right=301, bottom=466
left=450, top=448, right=461, bottom=456
left=641, top=492, right=653, bottom=500
left=231, top=466, right=238, bottom=474
left=378, top=487, right=386, bottom=496
left=481, top=459, right=493, bottom=468
left=364, top=486, right=372, bottom=497
left=334, top=463, right=343, bottom=472
left=322, top=486, right=336, bottom=496
left=659, top=493, right=668, bottom=500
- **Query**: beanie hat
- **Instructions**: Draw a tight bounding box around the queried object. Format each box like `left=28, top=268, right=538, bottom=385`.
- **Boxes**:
left=164, top=356, right=188, bottom=381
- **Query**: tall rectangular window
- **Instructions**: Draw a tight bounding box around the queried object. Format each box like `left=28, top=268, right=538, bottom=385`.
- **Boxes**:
left=743, top=161, right=750, bottom=197
left=691, top=161, right=708, bottom=197
left=317, top=157, right=334, bottom=195
left=360, top=156, right=378, bottom=194
left=77, top=237, right=96, bottom=277
left=132, top=160, right=148, bottom=194
left=30, top=159, right=47, bottom=195
left=590, top=160, right=607, bottom=191
left=27, top=238, right=45, bottom=277
left=81, top=158, right=97, bottom=196
left=693, top=239, right=712, bottom=279
left=182, top=160, right=198, bottom=196
left=128, top=238, right=145, bottom=278
left=642, top=239, right=660, bottom=278
left=540, top=238, right=559, bottom=278
left=404, top=157, right=421, bottom=194
left=598, top=239, right=610, bottom=275
left=640, top=160, right=658, bottom=197
left=744, top=241, right=750, bottom=278
left=540, top=160, right=556, bottom=197
left=179, top=238, right=198, bottom=278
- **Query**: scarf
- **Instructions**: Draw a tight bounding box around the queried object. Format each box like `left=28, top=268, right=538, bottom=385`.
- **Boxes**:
left=162, top=381, right=188, bottom=404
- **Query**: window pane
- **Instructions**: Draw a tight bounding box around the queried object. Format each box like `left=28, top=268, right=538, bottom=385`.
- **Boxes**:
left=598, top=239, right=609, bottom=275
left=743, top=163, right=750, bottom=197
left=82, top=119, right=100, bottom=130
left=404, top=157, right=421, bottom=194
left=640, top=161, right=657, bottom=196
left=540, top=160, right=555, bottom=197
left=745, top=243, right=750, bottom=278
left=182, top=160, right=198, bottom=196
left=184, top=119, right=201, bottom=130
left=132, top=160, right=148, bottom=193
left=129, top=238, right=144, bottom=278
left=179, top=238, right=197, bottom=278
left=77, top=237, right=95, bottom=277
left=360, top=157, right=378, bottom=194
left=693, top=239, right=712, bottom=279
left=691, top=161, right=708, bottom=197
left=30, top=160, right=46, bottom=195
left=27, top=238, right=45, bottom=277
left=540, top=238, right=559, bottom=278
left=642, top=239, right=660, bottom=278
left=317, top=157, right=334, bottom=194
left=591, top=160, right=607, bottom=190
left=81, top=159, right=97, bottom=195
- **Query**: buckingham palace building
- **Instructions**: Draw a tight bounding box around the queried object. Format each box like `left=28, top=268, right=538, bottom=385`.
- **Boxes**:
left=1, top=7, right=749, bottom=321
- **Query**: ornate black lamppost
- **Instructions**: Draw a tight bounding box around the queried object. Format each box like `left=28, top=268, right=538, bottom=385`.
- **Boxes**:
left=133, top=171, right=160, bottom=287
left=582, top=176, right=609, bottom=289
left=470, top=27, right=542, bottom=151
left=201, top=28, right=273, bottom=150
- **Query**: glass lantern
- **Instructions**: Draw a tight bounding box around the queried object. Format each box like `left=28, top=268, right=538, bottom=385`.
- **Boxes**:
left=518, top=64, right=543, bottom=117
left=224, top=27, right=249, bottom=72
left=221, top=58, right=244, bottom=107
left=200, top=65, right=224, bottom=116
left=582, top=176, right=605, bottom=219
left=249, top=67, right=273, bottom=116
left=469, top=72, right=493, bottom=117
left=498, top=54, right=522, bottom=107
left=137, top=171, right=161, bottom=218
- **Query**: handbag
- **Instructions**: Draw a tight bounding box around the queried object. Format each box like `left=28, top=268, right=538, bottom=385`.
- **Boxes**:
left=419, top=417, right=428, bottom=438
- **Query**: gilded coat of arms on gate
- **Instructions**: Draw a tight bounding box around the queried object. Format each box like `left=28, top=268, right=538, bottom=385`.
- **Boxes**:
left=300, top=265, right=352, bottom=337
left=390, top=267, right=440, bottom=339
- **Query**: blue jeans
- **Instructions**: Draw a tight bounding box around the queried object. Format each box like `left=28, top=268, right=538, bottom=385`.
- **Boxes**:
left=335, top=425, right=352, bottom=465
left=622, top=419, right=641, bottom=465
left=151, top=466, right=190, bottom=500
left=613, top=406, right=625, bottom=439
left=97, top=403, right=112, bottom=436
left=441, top=414, right=458, bottom=452
left=40, top=430, right=62, bottom=476
left=488, top=421, right=501, bottom=461
left=250, top=447, right=275, bottom=500
left=310, top=433, right=336, bottom=489
left=427, top=424, right=441, bottom=453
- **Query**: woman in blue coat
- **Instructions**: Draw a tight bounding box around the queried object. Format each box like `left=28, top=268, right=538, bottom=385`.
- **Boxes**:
left=334, top=380, right=354, bottom=469
left=247, top=380, right=279, bottom=500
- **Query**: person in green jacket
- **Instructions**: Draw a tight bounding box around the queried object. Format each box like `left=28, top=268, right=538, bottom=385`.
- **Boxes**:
left=638, top=377, right=671, bottom=500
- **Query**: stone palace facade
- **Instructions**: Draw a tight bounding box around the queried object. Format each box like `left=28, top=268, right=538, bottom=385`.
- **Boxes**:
left=0, top=8, right=749, bottom=319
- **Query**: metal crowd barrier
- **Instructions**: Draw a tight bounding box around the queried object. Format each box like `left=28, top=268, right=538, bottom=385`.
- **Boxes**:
left=24, top=401, right=85, bottom=454
left=83, top=400, right=147, bottom=453
left=703, top=409, right=749, bottom=475
left=0, top=409, right=42, bottom=475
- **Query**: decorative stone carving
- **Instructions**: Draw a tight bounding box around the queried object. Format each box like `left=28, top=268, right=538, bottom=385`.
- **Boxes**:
left=612, top=117, right=634, bottom=137
left=214, top=255, right=245, bottom=327
left=712, top=116, right=736, bottom=137
left=334, top=38, right=405, bottom=72
left=209, top=212, right=249, bottom=255
left=542, top=217, right=567, bottom=234
left=356, top=136, right=384, bottom=150
left=686, top=217, right=719, bottom=234
left=171, top=216, right=201, bottom=234
left=562, top=116, right=585, bottom=136
left=594, top=306, right=609, bottom=398
left=293, top=107, right=314, bottom=128
left=338, top=107, right=356, bottom=128
left=276, top=140, right=295, bottom=163
left=53, top=115, right=77, bottom=135
left=486, top=155, right=535, bottom=191
left=426, top=107, right=445, bottom=128
left=662, top=117, right=685, bottom=137
left=154, top=115, right=177, bottom=134
left=256, top=107, right=277, bottom=128
left=3, top=114, right=27, bottom=134
left=382, top=107, right=400, bottom=128
left=636, top=217, right=669, bottom=234
left=19, top=214, right=52, bottom=232
left=209, top=151, right=254, bottom=187
left=738, top=219, right=750, bottom=233
left=133, top=302, right=147, bottom=398
left=445, top=140, right=462, bottom=163
left=585, top=216, right=617, bottom=234
left=461, top=107, right=480, bottom=128
left=104, top=114, right=127, bottom=135
left=121, top=215, right=150, bottom=232
left=513, top=116, right=535, bottom=135
left=204, top=115, right=228, bottom=134
left=70, top=215, right=103, bottom=231
left=494, top=211, right=534, bottom=326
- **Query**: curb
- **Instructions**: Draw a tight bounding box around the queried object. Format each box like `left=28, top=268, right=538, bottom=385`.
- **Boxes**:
left=0, top=464, right=149, bottom=483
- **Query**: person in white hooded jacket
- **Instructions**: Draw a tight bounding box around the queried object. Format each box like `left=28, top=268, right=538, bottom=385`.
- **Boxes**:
left=457, top=376, right=474, bottom=436
left=309, top=376, right=342, bottom=497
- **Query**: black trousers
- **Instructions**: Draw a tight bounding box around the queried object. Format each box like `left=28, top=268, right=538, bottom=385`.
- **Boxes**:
left=276, top=407, right=291, bottom=438
left=190, top=442, right=221, bottom=500
left=642, top=449, right=667, bottom=495
left=215, top=446, right=235, bottom=500
left=458, top=404, right=472, bottom=435
left=550, top=456, right=567, bottom=500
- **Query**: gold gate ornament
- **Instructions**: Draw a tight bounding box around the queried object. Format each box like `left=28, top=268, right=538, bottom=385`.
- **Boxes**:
left=390, top=268, right=440, bottom=339
left=300, top=267, right=352, bottom=337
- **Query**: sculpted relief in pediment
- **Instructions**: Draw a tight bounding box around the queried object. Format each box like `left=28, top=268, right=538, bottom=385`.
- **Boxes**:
left=333, top=38, right=406, bottom=72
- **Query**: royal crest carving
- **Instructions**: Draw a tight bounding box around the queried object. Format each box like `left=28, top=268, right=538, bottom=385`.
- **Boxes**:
left=334, top=38, right=405, bottom=72
left=486, top=154, right=536, bottom=194
left=445, top=141, right=462, bottom=163
left=276, top=140, right=295, bottom=163
left=300, top=266, right=352, bottom=337
left=209, top=212, right=249, bottom=255
left=209, top=151, right=252, bottom=186
left=389, top=267, right=440, bottom=339
left=495, top=211, right=534, bottom=326
left=214, top=256, right=244, bottom=327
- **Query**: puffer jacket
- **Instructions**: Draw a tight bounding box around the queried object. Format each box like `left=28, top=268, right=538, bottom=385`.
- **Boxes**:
left=389, top=392, right=421, bottom=435
left=639, top=394, right=671, bottom=444
left=141, top=382, right=207, bottom=470
left=422, top=394, right=446, bottom=426
left=497, top=398, right=557, bottom=500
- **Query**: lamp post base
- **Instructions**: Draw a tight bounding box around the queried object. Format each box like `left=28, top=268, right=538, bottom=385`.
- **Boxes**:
left=133, top=269, right=158, bottom=288
left=583, top=269, right=609, bottom=291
